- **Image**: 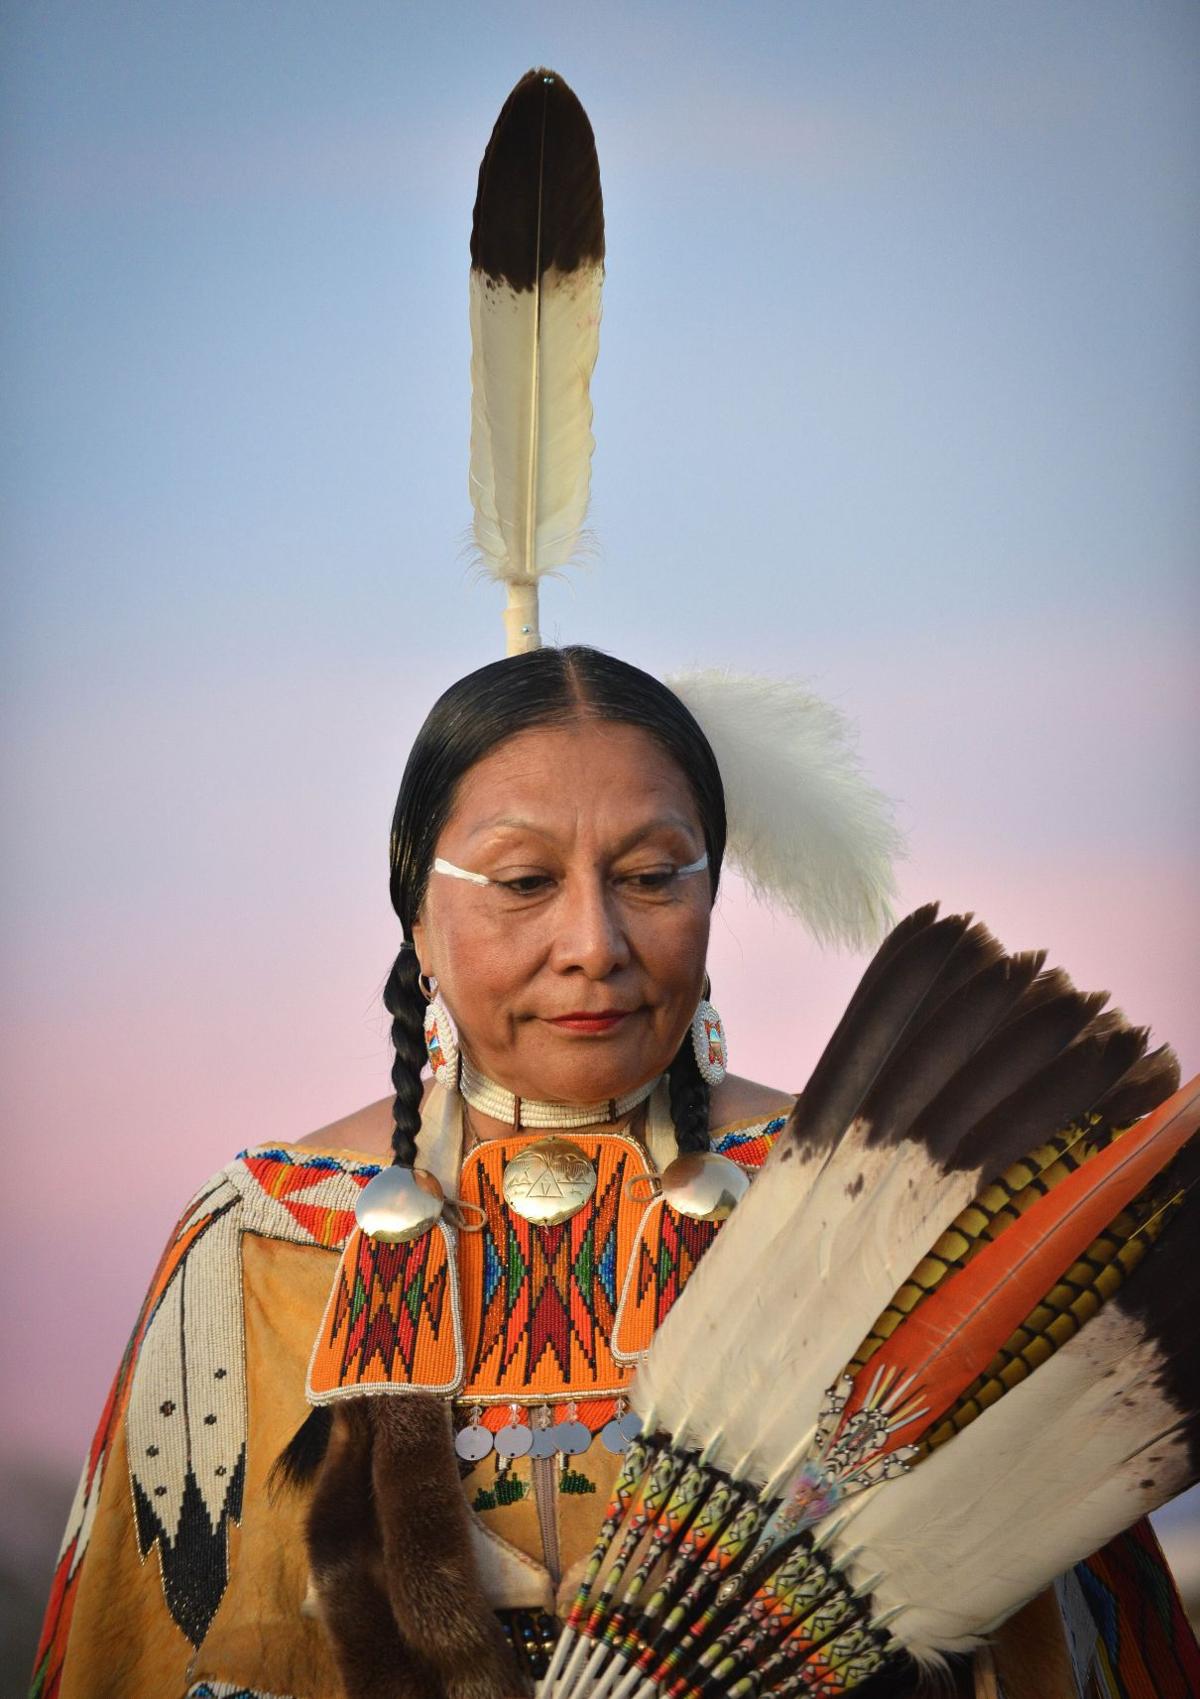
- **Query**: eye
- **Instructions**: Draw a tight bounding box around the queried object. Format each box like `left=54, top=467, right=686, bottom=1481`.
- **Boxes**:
left=497, top=873, right=556, bottom=896
left=618, top=867, right=684, bottom=893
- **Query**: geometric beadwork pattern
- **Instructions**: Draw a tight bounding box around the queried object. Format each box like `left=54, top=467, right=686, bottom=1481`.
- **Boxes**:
left=307, top=1222, right=462, bottom=1400
left=612, top=1117, right=785, bottom=1362
left=457, top=1132, right=652, bottom=1404
left=187, top=1686, right=299, bottom=1698
left=302, top=1119, right=784, bottom=1417
left=127, top=1191, right=248, bottom=1648
left=709, top=1116, right=786, bottom=1169
left=232, top=1145, right=381, bottom=1250
left=611, top=1206, right=721, bottom=1363
left=31, top=1168, right=250, bottom=1692
left=1073, top=1518, right=1200, bottom=1699
left=31, top=1145, right=376, bottom=1692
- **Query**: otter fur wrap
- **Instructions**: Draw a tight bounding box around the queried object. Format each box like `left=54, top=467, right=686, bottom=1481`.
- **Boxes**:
left=305, top=1397, right=520, bottom=1699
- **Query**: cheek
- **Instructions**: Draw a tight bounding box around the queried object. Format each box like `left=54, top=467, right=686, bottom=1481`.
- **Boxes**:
left=643, top=905, right=711, bottom=1000
left=435, top=914, right=534, bottom=1023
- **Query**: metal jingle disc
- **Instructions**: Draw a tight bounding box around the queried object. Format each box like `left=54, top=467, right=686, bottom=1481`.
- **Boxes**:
left=355, top=1165, right=445, bottom=1243
left=494, top=1422, right=534, bottom=1459
left=659, top=1151, right=750, bottom=1222
left=550, top=1419, right=592, bottom=1456
left=502, top=1137, right=597, bottom=1226
left=599, top=1417, right=633, bottom=1453
left=455, top=1424, right=494, bottom=1463
left=529, top=1420, right=560, bottom=1459
left=617, top=1411, right=643, bottom=1443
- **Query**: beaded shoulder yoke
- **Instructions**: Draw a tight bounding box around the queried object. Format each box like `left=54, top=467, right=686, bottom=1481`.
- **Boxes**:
left=306, top=1119, right=788, bottom=1434
left=31, top=1123, right=780, bottom=1694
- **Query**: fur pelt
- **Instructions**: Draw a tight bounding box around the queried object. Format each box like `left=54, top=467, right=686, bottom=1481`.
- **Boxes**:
left=306, top=1395, right=523, bottom=1699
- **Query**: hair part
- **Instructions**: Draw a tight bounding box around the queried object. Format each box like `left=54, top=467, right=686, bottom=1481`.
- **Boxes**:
left=386, top=645, right=727, bottom=1167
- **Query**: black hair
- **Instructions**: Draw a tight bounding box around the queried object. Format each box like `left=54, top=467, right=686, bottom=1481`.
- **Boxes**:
left=385, top=645, right=727, bottom=1166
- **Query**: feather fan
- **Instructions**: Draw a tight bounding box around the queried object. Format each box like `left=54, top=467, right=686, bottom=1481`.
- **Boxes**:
left=540, top=905, right=1199, bottom=1698
left=469, top=68, right=603, bottom=654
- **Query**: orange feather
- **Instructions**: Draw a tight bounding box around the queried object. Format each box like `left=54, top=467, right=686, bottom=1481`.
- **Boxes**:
left=838, top=1072, right=1200, bottom=1445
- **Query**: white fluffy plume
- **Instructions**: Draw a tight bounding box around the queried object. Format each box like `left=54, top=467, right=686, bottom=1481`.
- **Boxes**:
left=668, top=669, right=903, bottom=949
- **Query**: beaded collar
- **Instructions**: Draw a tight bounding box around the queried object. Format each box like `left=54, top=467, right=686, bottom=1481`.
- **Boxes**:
left=458, top=1053, right=660, bottom=1131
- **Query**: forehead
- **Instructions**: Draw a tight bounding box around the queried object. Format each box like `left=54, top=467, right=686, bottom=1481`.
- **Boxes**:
left=445, top=719, right=702, bottom=843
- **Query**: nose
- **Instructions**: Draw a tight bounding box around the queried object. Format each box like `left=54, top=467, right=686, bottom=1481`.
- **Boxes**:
left=549, top=872, right=632, bottom=979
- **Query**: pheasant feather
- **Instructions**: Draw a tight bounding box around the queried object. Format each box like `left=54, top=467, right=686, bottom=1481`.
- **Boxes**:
left=833, top=1162, right=1200, bottom=1665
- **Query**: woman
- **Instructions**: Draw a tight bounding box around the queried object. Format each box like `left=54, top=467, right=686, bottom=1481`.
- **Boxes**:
left=32, top=645, right=798, bottom=1698
left=34, top=72, right=875, bottom=1699
left=36, top=645, right=1198, bottom=1699
left=35, top=64, right=1199, bottom=1699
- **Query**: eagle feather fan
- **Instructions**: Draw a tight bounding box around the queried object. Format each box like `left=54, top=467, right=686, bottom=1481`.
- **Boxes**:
left=544, top=908, right=1200, bottom=1699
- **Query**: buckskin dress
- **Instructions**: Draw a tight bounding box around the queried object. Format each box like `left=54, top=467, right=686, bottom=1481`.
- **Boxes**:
left=32, top=1083, right=1200, bottom=1699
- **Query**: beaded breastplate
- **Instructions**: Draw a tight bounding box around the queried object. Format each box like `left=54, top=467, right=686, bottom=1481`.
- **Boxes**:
left=307, top=1118, right=786, bottom=1440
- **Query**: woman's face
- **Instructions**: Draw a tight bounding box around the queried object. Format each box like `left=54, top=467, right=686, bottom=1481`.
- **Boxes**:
left=411, top=718, right=713, bottom=1106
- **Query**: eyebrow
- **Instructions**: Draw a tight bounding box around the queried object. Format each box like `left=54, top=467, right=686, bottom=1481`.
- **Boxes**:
left=464, top=813, right=703, bottom=857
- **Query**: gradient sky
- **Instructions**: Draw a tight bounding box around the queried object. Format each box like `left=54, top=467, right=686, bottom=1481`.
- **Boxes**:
left=3, top=0, right=1198, bottom=1572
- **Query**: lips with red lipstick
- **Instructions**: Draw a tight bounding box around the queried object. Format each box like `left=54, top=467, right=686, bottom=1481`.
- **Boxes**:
left=547, top=1008, right=638, bottom=1035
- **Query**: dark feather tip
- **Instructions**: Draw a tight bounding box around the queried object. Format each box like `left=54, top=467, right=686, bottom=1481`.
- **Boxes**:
left=1094, top=1043, right=1181, bottom=1126
left=268, top=1405, right=333, bottom=1498
left=1115, top=1143, right=1200, bottom=1474
left=471, top=67, right=604, bottom=289
left=835, top=902, right=941, bottom=1030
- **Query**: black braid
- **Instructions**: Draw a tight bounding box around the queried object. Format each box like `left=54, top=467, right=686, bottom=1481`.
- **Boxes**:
left=382, top=945, right=427, bottom=1168
left=667, top=1030, right=711, bottom=1155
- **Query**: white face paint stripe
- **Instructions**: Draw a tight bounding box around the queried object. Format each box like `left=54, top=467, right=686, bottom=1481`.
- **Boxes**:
left=432, top=856, right=493, bottom=886
left=433, top=849, right=708, bottom=885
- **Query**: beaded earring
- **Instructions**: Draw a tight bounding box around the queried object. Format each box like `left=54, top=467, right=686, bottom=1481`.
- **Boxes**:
left=691, top=993, right=727, bottom=1087
left=420, top=974, right=461, bottom=1089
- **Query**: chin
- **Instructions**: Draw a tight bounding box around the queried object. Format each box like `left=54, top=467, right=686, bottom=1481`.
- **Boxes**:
left=523, top=1041, right=661, bottom=1107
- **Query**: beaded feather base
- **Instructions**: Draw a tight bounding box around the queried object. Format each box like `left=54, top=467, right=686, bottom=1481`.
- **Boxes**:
left=542, top=1435, right=899, bottom=1699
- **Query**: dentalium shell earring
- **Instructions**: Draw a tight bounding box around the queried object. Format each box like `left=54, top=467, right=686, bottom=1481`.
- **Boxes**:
left=691, top=985, right=727, bottom=1086
left=421, top=973, right=461, bottom=1088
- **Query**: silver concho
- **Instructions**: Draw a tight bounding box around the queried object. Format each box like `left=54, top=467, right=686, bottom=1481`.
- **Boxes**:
left=659, top=1151, right=750, bottom=1221
left=502, top=1136, right=597, bottom=1226
left=354, top=1165, right=445, bottom=1242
